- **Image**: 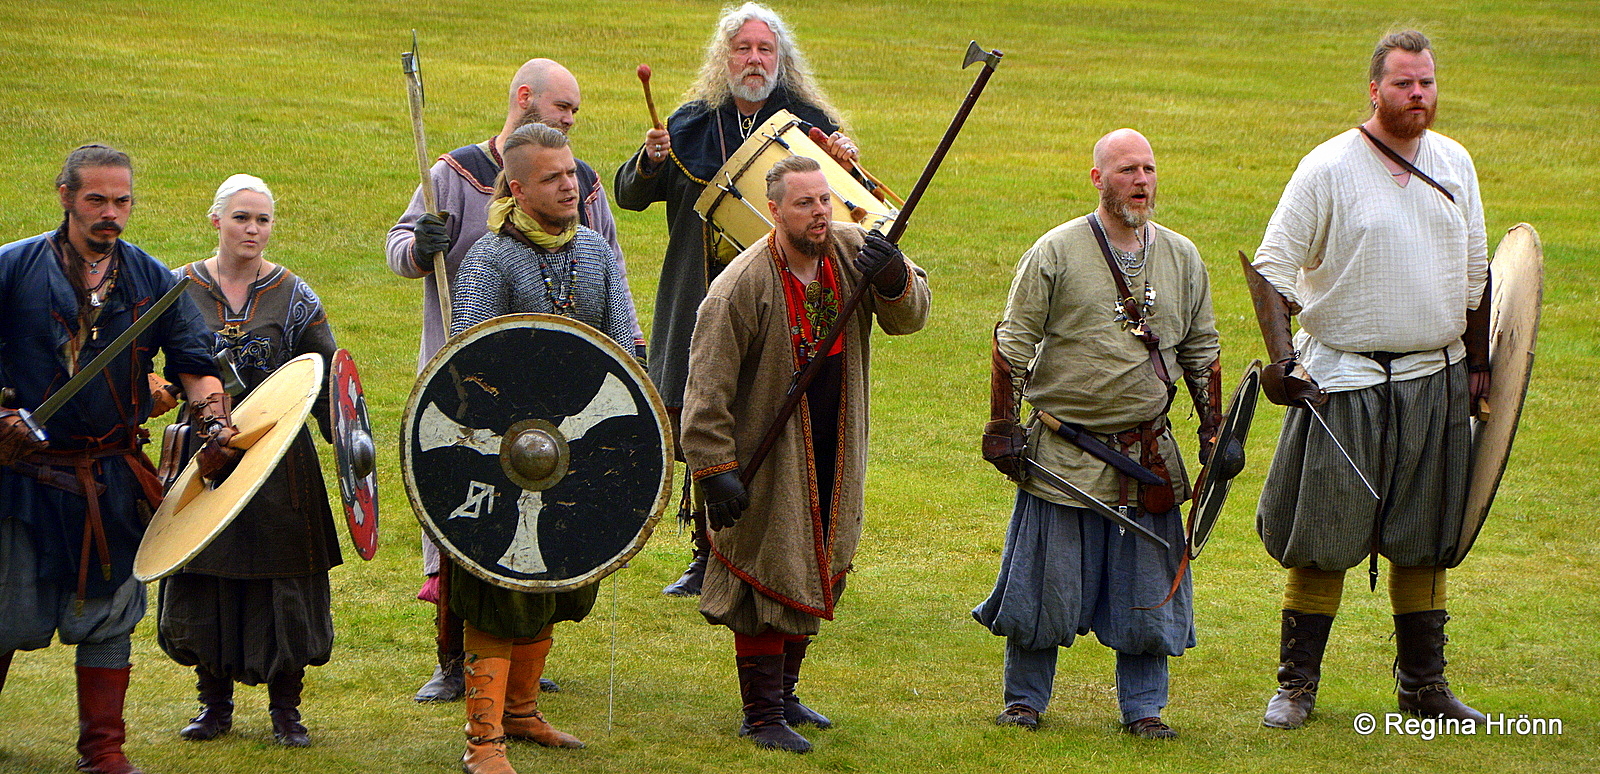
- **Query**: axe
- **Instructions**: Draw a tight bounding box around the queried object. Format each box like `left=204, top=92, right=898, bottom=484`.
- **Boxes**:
left=401, top=31, right=451, bottom=326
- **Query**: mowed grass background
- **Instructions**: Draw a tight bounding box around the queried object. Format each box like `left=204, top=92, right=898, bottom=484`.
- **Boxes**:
left=1, top=1, right=1596, bottom=772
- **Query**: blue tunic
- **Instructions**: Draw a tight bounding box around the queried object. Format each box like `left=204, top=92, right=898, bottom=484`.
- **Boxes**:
left=0, top=230, right=217, bottom=598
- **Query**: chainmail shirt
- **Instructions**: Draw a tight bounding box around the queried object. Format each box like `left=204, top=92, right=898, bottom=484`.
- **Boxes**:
left=451, top=225, right=635, bottom=351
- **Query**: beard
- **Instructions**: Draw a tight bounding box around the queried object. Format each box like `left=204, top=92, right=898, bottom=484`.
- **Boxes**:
left=515, top=105, right=568, bottom=135
left=1375, top=97, right=1436, bottom=140
left=1101, top=186, right=1155, bottom=230
left=783, top=222, right=830, bottom=257
left=728, top=66, right=778, bottom=104
left=70, top=214, right=122, bottom=254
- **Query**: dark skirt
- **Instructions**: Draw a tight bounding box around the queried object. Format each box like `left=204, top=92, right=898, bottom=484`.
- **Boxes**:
left=1256, top=362, right=1470, bottom=570
left=157, top=572, right=333, bottom=685
left=448, top=564, right=597, bottom=641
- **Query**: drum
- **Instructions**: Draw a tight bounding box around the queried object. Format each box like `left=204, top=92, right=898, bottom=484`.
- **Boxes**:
left=694, top=110, right=897, bottom=257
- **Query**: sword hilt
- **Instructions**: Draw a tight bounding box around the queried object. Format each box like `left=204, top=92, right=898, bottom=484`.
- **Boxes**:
left=17, top=408, right=47, bottom=445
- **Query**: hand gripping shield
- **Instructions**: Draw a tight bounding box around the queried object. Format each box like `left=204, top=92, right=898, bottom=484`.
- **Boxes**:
left=331, top=348, right=380, bottom=560
left=1450, top=223, right=1542, bottom=567
left=1186, top=360, right=1262, bottom=559
left=401, top=314, right=673, bottom=591
left=135, top=353, right=324, bottom=580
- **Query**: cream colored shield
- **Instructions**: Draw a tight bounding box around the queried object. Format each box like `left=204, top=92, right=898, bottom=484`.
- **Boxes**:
left=134, top=353, right=324, bottom=581
left=694, top=110, right=897, bottom=257
left=1449, top=223, right=1543, bottom=567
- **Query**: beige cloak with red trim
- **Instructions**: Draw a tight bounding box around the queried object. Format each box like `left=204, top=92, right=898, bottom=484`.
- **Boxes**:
left=680, top=224, right=930, bottom=635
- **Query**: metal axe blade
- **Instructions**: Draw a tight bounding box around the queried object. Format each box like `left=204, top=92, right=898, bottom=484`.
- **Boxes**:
left=964, top=41, right=1001, bottom=69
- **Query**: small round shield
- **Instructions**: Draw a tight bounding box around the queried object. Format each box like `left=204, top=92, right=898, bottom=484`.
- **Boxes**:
left=1449, top=223, right=1543, bottom=567
left=401, top=314, right=672, bottom=591
left=332, top=348, right=379, bottom=561
left=135, top=353, right=323, bottom=581
left=1186, top=360, right=1262, bottom=559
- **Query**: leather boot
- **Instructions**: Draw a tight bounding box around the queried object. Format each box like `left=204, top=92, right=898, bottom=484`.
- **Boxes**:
left=737, top=653, right=811, bottom=753
left=179, top=667, right=234, bottom=740
left=462, top=651, right=517, bottom=774
left=74, top=665, right=144, bottom=774
left=781, top=638, right=831, bottom=729
left=268, top=668, right=311, bottom=747
left=1394, top=610, right=1486, bottom=722
left=662, top=528, right=709, bottom=597
left=416, top=654, right=466, bottom=703
left=503, top=638, right=583, bottom=748
left=1263, top=611, right=1333, bottom=729
left=0, top=650, right=12, bottom=695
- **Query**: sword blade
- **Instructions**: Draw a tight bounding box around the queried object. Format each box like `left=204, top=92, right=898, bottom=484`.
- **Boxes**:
left=1302, top=400, right=1381, bottom=500
left=30, top=276, right=193, bottom=426
left=1022, top=458, right=1171, bottom=550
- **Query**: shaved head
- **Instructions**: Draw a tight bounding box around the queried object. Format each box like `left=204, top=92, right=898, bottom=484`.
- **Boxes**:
left=1093, top=128, right=1151, bottom=170
left=505, top=58, right=582, bottom=134
left=509, top=59, right=574, bottom=106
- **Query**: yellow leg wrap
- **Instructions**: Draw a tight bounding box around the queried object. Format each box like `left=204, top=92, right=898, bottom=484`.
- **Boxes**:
left=1389, top=565, right=1447, bottom=615
left=1282, top=567, right=1346, bottom=616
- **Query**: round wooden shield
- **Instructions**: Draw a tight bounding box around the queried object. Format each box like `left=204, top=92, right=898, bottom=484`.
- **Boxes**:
left=1448, top=223, right=1543, bottom=567
left=1186, top=360, right=1262, bottom=559
left=135, top=353, right=324, bottom=581
left=401, top=314, right=672, bottom=591
left=332, top=348, right=379, bottom=560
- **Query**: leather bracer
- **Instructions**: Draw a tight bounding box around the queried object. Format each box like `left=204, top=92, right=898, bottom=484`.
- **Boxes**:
left=1241, top=251, right=1325, bottom=407
left=1185, top=358, right=1224, bottom=463
left=982, top=322, right=1029, bottom=482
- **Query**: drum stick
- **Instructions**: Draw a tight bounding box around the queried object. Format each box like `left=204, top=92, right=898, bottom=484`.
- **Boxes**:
left=637, top=64, right=664, bottom=130
left=807, top=126, right=905, bottom=207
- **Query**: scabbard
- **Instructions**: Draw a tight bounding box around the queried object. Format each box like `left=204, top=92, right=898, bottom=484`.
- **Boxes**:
left=1035, top=411, right=1167, bottom=488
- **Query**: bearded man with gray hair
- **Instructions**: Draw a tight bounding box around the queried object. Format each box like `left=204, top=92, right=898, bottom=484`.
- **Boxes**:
left=1246, top=29, right=1489, bottom=730
left=974, top=129, right=1221, bottom=740
left=615, top=0, right=864, bottom=600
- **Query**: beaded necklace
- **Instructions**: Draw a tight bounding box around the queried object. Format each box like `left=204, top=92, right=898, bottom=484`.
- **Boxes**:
left=536, top=249, right=579, bottom=313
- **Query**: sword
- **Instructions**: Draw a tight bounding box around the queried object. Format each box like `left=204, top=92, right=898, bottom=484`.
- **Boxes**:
left=1036, top=411, right=1168, bottom=488
left=1301, top=400, right=1380, bottom=499
left=1022, top=458, right=1170, bottom=550
left=17, top=277, right=193, bottom=443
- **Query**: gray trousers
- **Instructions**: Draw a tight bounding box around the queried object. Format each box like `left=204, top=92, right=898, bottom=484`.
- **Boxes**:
left=0, top=519, right=142, bottom=667
left=1005, top=641, right=1169, bottom=723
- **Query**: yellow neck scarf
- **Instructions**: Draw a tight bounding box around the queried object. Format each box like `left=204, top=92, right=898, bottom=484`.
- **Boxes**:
left=487, top=197, right=577, bottom=250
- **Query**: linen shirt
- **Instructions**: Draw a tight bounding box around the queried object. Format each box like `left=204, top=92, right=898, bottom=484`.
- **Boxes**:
left=1252, top=129, right=1488, bottom=390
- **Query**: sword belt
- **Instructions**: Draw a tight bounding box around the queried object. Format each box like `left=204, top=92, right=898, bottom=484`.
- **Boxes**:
left=15, top=429, right=164, bottom=607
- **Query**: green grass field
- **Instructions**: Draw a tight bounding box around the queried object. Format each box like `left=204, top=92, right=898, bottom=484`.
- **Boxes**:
left=2, top=1, right=1596, bottom=772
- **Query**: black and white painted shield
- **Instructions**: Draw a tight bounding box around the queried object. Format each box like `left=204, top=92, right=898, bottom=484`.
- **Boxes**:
left=401, top=314, right=672, bottom=591
left=1186, top=360, right=1262, bottom=559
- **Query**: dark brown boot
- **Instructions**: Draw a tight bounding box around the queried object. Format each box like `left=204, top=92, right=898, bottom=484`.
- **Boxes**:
left=179, top=667, right=233, bottom=740
left=268, top=668, right=311, bottom=747
left=781, top=638, right=831, bottom=729
left=737, top=653, right=811, bottom=753
left=1394, top=610, right=1486, bottom=722
left=663, top=523, right=710, bottom=597
left=1263, top=611, right=1333, bottom=729
left=74, top=665, right=144, bottom=774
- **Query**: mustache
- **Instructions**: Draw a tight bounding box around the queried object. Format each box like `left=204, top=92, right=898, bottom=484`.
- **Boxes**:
left=91, top=222, right=123, bottom=234
left=739, top=65, right=770, bottom=79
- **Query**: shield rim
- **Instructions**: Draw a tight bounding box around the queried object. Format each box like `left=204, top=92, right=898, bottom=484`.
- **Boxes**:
left=1186, top=359, right=1262, bottom=560
left=1449, top=223, right=1542, bottom=567
left=134, top=352, right=324, bottom=581
left=400, top=313, right=673, bottom=591
left=331, top=348, right=380, bottom=561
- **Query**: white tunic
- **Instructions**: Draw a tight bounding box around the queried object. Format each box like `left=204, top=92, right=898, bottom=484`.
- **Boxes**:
left=1252, top=128, right=1487, bottom=390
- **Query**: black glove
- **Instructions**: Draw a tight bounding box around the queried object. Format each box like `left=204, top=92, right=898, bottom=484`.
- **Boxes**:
left=634, top=343, right=648, bottom=365
left=853, top=230, right=908, bottom=296
left=412, top=212, right=451, bottom=270
left=1261, top=357, right=1327, bottom=408
left=700, top=469, right=750, bottom=531
left=981, top=419, right=1028, bottom=483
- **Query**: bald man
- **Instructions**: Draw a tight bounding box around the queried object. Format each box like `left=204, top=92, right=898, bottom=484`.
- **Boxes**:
left=973, top=129, right=1221, bottom=739
left=386, top=58, right=639, bottom=702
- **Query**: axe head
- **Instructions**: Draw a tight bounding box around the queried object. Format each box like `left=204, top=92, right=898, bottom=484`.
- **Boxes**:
left=964, top=41, right=1002, bottom=69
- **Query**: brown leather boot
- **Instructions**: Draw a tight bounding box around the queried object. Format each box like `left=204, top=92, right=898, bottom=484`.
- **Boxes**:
left=737, top=653, right=811, bottom=753
left=462, top=651, right=517, bottom=774
left=781, top=638, right=831, bottom=729
left=1263, top=611, right=1333, bottom=729
left=268, top=668, right=310, bottom=747
left=74, top=665, right=144, bottom=774
left=503, top=638, right=583, bottom=748
left=179, top=667, right=233, bottom=740
left=1394, top=610, right=1486, bottom=722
